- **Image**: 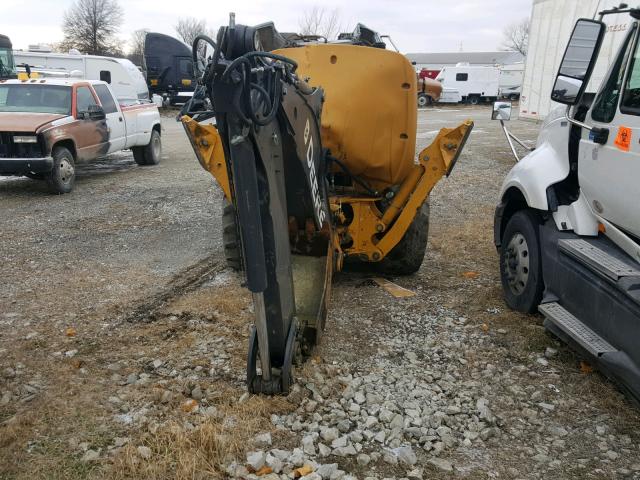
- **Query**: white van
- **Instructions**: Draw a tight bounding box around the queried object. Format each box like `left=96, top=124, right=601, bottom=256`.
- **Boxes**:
left=13, top=51, right=149, bottom=103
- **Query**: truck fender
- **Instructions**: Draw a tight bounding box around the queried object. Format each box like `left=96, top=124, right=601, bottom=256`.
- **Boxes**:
left=50, top=137, right=78, bottom=159
left=499, top=141, right=569, bottom=210
left=494, top=140, right=570, bottom=248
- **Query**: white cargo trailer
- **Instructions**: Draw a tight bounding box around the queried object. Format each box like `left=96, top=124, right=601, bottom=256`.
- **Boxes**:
left=521, top=0, right=631, bottom=120
left=499, top=63, right=524, bottom=100
left=13, top=51, right=149, bottom=103
left=435, top=65, right=500, bottom=104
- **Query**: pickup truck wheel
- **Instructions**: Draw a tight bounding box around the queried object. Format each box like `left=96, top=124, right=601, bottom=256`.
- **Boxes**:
left=374, top=202, right=430, bottom=275
left=46, top=147, right=75, bottom=194
left=222, top=198, right=243, bottom=271
left=417, top=93, right=430, bottom=108
left=133, top=129, right=161, bottom=166
left=500, top=210, right=544, bottom=313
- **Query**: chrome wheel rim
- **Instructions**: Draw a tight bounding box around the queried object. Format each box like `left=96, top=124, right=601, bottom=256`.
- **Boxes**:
left=59, top=158, right=74, bottom=185
left=504, top=232, right=530, bottom=295
left=152, top=134, right=161, bottom=159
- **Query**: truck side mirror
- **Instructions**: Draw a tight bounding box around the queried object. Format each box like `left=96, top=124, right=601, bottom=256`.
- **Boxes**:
left=551, top=19, right=605, bottom=105
left=492, top=101, right=512, bottom=121
left=87, top=104, right=106, bottom=121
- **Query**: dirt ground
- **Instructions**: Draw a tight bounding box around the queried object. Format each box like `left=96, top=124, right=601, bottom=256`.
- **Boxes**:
left=1, top=105, right=639, bottom=479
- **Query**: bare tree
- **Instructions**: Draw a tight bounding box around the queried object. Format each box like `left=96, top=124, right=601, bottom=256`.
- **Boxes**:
left=501, top=18, right=529, bottom=56
left=174, top=17, right=211, bottom=47
left=60, top=0, right=124, bottom=56
left=298, top=7, right=343, bottom=40
left=127, top=29, right=148, bottom=67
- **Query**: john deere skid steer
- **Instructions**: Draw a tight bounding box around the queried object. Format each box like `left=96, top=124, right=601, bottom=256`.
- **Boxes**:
left=181, top=16, right=473, bottom=394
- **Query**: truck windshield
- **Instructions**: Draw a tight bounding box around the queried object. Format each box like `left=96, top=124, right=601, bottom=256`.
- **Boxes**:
left=0, top=47, right=16, bottom=79
left=0, top=84, right=72, bottom=115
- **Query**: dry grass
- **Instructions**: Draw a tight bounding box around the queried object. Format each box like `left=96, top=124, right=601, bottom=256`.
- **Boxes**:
left=164, top=285, right=251, bottom=324
left=109, top=395, right=293, bottom=480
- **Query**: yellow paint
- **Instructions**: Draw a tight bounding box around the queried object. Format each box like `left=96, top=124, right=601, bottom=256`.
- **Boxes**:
left=274, top=44, right=417, bottom=192
left=150, top=79, right=159, bottom=86
left=181, top=79, right=192, bottom=86
left=17, top=71, right=40, bottom=80
left=180, top=116, right=231, bottom=201
left=331, top=120, right=474, bottom=262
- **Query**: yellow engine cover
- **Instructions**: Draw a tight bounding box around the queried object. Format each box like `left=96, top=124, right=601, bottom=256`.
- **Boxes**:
left=275, top=44, right=418, bottom=191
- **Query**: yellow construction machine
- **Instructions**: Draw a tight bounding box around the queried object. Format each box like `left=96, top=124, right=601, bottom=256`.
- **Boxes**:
left=180, top=17, right=473, bottom=394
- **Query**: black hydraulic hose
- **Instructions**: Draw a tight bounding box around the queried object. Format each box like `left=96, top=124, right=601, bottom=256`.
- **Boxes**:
left=328, top=155, right=378, bottom=196
left=191, top=34, right=217, bottom=66
left=221, top=51, right=298, bottom=83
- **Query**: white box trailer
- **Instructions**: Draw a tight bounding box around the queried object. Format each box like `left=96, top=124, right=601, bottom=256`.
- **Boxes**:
left=520, top=0, right=631, bottom=120
left=499, top=63, right=524, bottom=100
left=13, top=51, right=149, bottom=103
left=435, top=65, right=500, bottom=104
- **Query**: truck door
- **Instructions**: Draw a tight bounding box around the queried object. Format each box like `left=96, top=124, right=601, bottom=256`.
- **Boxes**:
left=580, top=22, right=640, bottom=238
left=93, top=84, right=126, bottom=153
left=73, top=85, right=109, bottom=160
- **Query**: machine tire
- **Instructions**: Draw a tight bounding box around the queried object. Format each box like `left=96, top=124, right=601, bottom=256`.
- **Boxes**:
left=375, top=202, right=430, bottom=275
left=417, top=93, right=431, bottom=108
left=133, top=129, right=161, bottom=166
left=46, top=146, right=75, bottom=194
left=499, top=209, right=544, bottom=313
left=468, top=95, right=480, bottom=105
left=222, top=198, right=243, bottom=271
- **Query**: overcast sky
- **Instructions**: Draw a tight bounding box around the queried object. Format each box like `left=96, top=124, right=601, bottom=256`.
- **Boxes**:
left=3, top=0, right=532, bottom=54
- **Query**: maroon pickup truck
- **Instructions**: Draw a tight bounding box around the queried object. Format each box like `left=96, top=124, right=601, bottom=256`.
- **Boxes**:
left=0, top=78, right=161, bottom=193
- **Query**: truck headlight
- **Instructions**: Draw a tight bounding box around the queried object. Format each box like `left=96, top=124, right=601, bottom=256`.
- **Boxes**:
left=13, top=135, right=38, bottom=144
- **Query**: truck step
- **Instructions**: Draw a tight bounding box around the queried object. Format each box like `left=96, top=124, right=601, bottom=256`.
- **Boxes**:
left=539, top=302, right=617, bottom=357
left=559, top=239, right=640, bottom=281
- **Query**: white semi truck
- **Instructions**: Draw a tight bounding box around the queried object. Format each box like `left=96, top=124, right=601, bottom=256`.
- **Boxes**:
left=494, top=4, right=640, bottom=401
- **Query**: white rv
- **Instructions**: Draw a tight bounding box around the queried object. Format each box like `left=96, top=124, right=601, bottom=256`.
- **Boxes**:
left=499, top=63, right=524, bottom=100
left=435, top=64, right=500, bottom=104
left=13, top=51, right=149, bottom=103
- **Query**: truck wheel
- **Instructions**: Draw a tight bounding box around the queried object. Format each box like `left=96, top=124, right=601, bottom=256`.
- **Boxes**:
left=222, top=198, right=243, bottom=271
left=133, top=129, right=161, bottom=166
left=509, top=94, right=519, bottom=101
left=375, top=202, right=430, bottom=275
left=46, top=146, right=75, bottom=194
left=417, top=93, right=430, bottom=108
left=500, top=210, right=544, bottom=313
left=468, top=96, right=480, bottom=105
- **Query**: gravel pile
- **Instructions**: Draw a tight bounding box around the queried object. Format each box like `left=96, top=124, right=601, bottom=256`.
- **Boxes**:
left=222, top=297, right=640, bottom=479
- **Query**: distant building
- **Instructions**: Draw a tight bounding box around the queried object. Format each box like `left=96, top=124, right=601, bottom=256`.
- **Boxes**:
left=405, top=51, right=524, bottom=74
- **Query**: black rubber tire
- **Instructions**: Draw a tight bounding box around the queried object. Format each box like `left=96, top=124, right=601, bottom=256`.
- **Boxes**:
left=375, top=202, right=430, bottom=275
left=468, top=96, right=480, bottom=105
left=25, top=172, right=46, bottom=180
left=46, top=146, right=75, bottom=194
left=499, top=210, right=544, bottom=313
left=509, top=94, right=519, bottom=101
left=222, top=198, right=243, bottom=271
left=133, top=129, right=161, bottom=166
left=417, top=93, right=430, bottom=108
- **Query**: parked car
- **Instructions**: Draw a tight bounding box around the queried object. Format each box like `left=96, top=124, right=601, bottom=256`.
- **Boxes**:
left=0, top=78, right=161, bottom=193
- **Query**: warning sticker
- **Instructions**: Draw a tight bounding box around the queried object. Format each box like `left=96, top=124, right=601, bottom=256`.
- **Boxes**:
left=614, top=126, right=632, bottom=152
